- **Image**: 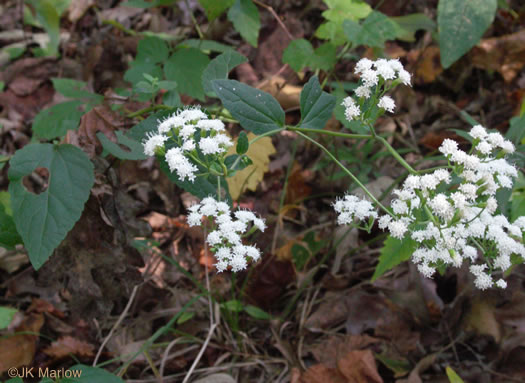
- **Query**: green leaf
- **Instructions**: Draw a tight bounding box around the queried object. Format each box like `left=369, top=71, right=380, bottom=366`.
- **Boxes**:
left=63, top=365, right=124, bottom=383
left=507, top=115, right=525, bottom=145
left=8, top=144, right=94, bottom=270
left=158, top=80, right=177, bottom=91
left=125, top=62, right=163, bottom=86
left=438, top=0, right=497, bottom=68
left=136, top=36, right=170, bottom=64
left=511, top=192, right=525, bottom=222
left=0, top=193, right=22, bottom=249
left=282, top=39, right=314, bottom=72
left=372, top=237, right=418, bottom=282
left=300, top=76, right=336, bottom=130
left=315, top=0, right=372, bottom=45
left=227, top=0, right=260, bottom=47
left=309, top=43, right=337, bottom=72
left=446, top=366, right=465, bottom=383
left=32, top=101, right=84, bottom=140
left=199, top=0, right=235, bottom=21
left=51, top=78, right=102, bottom=102
left=26, top=0, right=60, bottom=56
left=97, top=131, right=148, bottom=161
left=164, top=48, right=210, bottom=101
left=0, top=306, right=18, bottom=329
left=163, top=90, right=181, bottom=107
left=244, top=305, right=272, bottom=320
left=212, top=79, right=285, bottom=135
left=221, top=300, right=243, bottom=312
left=202, top=50, right=248, bottom=97
left=180, top=39, right=234, bottom=54
left=135, top=80, right=156, bottom=94
left=344, top=11, right=399, bottom=48
left=391, top=13, right=436, bottom=42
left=236, top=131, right=249, bottom=155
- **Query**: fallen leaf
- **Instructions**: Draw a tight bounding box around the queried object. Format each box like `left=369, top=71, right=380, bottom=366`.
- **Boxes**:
left=43, top=336, right=95, bottom=359
left=414, top=46, right=443, bottom=84
left=463, top=297, right=501, bottom=343
left=337, top=350, right=383, bottom=383
left=471, top=29, right=525, bottom=83
left=0, top=313, right=44, bottom=373
left=226, top=133, right=276, bottom=200
left=299, top=364, right=347, bottom=383
left=68, top=0, right=95, bottom=23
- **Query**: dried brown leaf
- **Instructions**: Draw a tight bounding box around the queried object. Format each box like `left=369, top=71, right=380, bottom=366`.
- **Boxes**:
left=43, top=336, right=95, bottom=359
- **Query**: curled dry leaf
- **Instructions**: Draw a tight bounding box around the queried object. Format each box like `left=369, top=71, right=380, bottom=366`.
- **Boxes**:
left=258, top=76, right=301, bottom=110
left=43, top=335, right=95, bottom=359
left=0, top=313, right=44, bottom=373
left=471, top=29, right=525, bottom=83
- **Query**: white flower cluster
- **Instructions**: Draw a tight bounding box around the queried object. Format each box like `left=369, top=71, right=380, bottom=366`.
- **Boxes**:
left=342, top=58, right=412, bottom=121
left=334, top=125, right=524, bottom=289
left=333, top=195, right=377, bottom=225
left=142, top=107, right=233, bottom=182
left=187, top=197, right=266, bottom=272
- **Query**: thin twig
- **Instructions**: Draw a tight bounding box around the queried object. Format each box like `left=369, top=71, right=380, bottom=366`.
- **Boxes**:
left=93, top=284, right=140, bottom=366
left=252, top=0, right=294, bottom=41
left=181, top=324, right=218, bottom=383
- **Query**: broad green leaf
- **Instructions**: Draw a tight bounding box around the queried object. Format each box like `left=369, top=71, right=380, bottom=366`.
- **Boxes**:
left=63, top=365, right=124, bottom=383
left=26, top=0, right=60, bottom=56
left=122, top=0, right=176, bottom=8
left=97, top=131, right=148, bottom=160
left=511, top=192, right=525, bottom=222
left=282, top=39, right=314, bottom=72
left=158, top=80, right=177, bottom=91
left=51, top=78, right=102, bottom=102
left=128, top=110, right=174, bottom=142
left=236, top=131, right=249, bottom=155
left=212, top=79, right=285, bottom=135
left=199, top=0, right=235, bottom=21
left=164, top=48, right=210, bottom=101
left=391, top=13, right=436, bottom=42
left=124, top=62, right=163, bottom=86
left=438, top=0, right=497, bottom=68
left=135, top=80, right=156, bottom=94
left=0, top=306, right=18, bottom=329
left=8, top=144, right=94, bottom=270
left=310, top=43, right=337, bottom=72
left=227, top=0, right=260, bottom=47
left=136, top=36, right=169, bottom=64
left=180, top=39, right=234, bottom=53
left=315, top=0, right=372, bottom=45
left=0, top=193, right=22, bottom=249
left=372, top=237, right=418, bottom=281
left=446, top=366, right=465, bottom=383
left=244, top=305, right=272, bottom=320
left=221, top=300, right=243, bottom=312
left=163, top=89, right=181, bottom=107
left=342, top=19, right=362, bottom=45
left=202, top=50, right=248, bottom=96
left=349, top=11, right=399, bottom=48
left=32, top=101, right=84, bottom=140
left=507, top=115, right=525, bottom=145
left=299, top=76, right=336, bottom=130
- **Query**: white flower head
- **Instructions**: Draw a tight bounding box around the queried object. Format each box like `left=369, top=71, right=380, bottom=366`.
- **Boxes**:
left=143, top=132, right=168, bottom=156
left=378, top=96, right=395, bottom=113
left=354, top=58, right=374, bottom=74
left=342, top=97, right=360, bottom=121
left=355, top=85, right=372, bottom=99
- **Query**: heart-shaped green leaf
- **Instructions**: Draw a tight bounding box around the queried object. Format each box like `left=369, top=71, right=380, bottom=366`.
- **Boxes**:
left=8, top=144, right=94, bottom=269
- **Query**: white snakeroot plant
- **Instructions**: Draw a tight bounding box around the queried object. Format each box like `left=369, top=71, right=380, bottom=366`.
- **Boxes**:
left=142, top=106, right=233, bottom=182
left=186, top=197, right=266, bottom=272
left=331, top=58, right=524, bottom=290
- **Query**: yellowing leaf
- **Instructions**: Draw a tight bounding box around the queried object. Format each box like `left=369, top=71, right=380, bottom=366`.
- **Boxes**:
left=226, top=133, right=275, bottom=200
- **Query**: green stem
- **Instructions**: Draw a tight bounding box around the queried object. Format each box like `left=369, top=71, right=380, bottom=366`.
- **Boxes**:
left=127, top=104, right=171, bottom=118
left=249, top=127, right=285, bottom=145
left=0, top=155, right=11, bottom=163
left=289, top=126, right=372, bottom=140
left=101, top=19, right=137, bottom=36
left=374, top=135, right=417, bottom=175
left=217, top=176, right=221, bottom=202
left=295, top=131, right=394, bottom=217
